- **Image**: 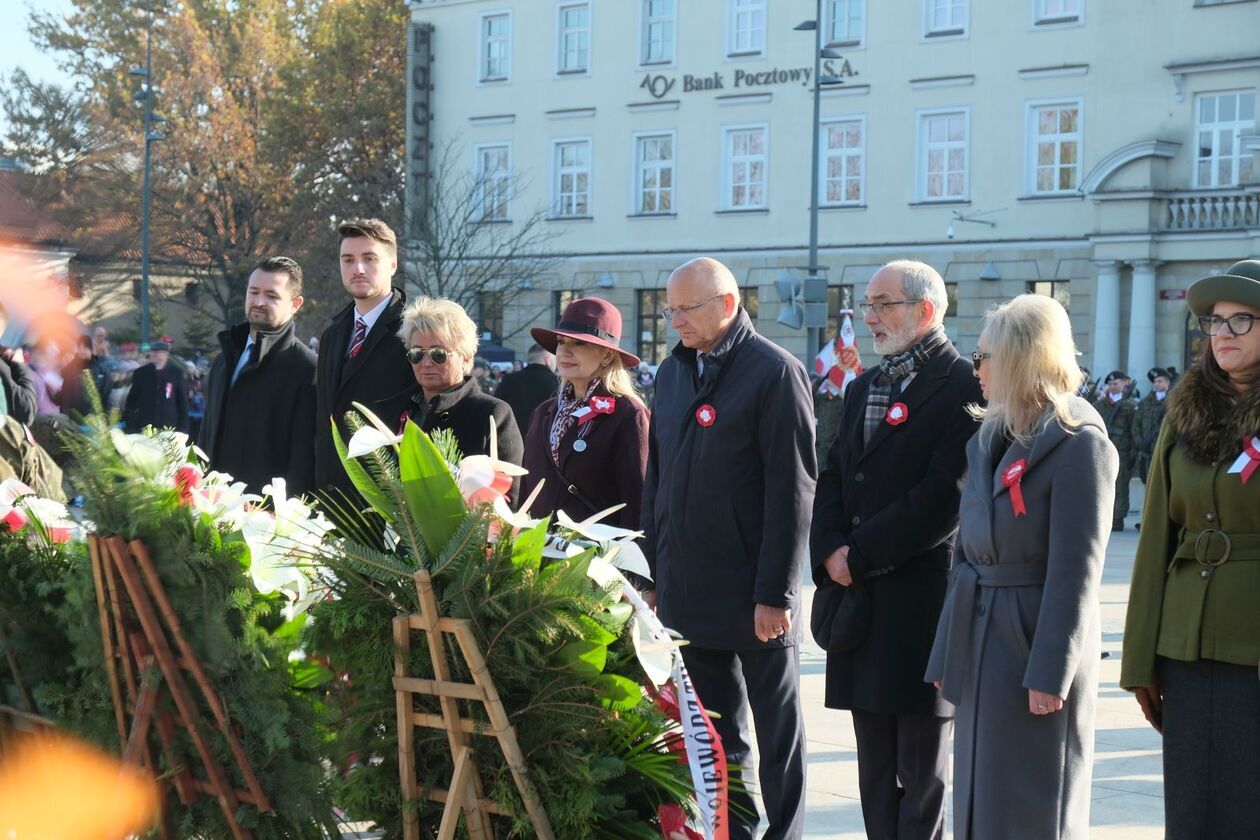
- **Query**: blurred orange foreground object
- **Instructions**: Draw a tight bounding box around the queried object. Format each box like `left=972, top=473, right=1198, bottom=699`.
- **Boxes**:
left=0, top=733, right=158, bottom=838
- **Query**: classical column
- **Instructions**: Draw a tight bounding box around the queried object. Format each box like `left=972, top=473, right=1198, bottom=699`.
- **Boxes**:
left=1092, top=260, right=1121, bottom=379
left=1127, top=260, right=1160, bottom=382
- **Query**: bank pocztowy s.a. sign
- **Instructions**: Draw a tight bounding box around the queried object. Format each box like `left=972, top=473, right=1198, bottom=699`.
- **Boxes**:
left=639, top=58, right=858, bottom=99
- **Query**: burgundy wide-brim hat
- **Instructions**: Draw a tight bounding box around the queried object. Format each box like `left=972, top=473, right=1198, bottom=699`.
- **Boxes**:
left=531, top=297, right=640, bottom=368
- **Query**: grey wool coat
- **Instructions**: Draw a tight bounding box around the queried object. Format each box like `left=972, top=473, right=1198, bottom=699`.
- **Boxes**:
left=925, top=397, right=1118, bottom=840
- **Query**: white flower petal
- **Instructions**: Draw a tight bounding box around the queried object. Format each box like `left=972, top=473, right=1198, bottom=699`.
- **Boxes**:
left=346, top=426, right=402, bottom=458
left=555, top=508, right=644, bottom=544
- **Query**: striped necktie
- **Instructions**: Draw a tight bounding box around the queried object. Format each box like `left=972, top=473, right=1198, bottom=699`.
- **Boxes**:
left=346, top=317, right=367, bottom=360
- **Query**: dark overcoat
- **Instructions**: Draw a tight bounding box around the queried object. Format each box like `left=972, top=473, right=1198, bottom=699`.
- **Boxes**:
left=924, top=399, right=1117, bottom=839
left=519, top=385, right=650, bottom=528
left=810, top=341, right=981, bottom=716
left=199, top=320, right=317, bottom=496
left=0, top=357, right=38, bottom=425
left=407, top=376, right=524, bottom=501
left=123, top=362, right=189, bottom=433
left=642, top=309, right=817, bottom=650
left=314, top=289, right=415, bottom=502
left=493, top=363, right=559, bottom=432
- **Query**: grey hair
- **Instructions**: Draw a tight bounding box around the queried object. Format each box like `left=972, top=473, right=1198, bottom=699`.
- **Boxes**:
left=881, top=259, right=947, bottom=326
left=398, top=296, right=480, bottom=375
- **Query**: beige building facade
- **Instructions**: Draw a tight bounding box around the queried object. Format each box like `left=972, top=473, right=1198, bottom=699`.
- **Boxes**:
left=406, top=0, right=1260, bottom=377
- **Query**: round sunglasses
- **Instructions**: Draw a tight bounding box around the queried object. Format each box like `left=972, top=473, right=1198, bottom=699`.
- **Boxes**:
left=406, top=347, right=451, bottom=365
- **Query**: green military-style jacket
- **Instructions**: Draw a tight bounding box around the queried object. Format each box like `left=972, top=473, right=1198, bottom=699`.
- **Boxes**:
left=1120, top=369, right=1260, bottom=689
left=1131, top=392, right=1169, bottom=479
left=1093, top=393, right=1137, bottom=467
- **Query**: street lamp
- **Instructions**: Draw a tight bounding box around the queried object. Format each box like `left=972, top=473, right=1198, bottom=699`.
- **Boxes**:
left=130, top=3, right=166, bottom=346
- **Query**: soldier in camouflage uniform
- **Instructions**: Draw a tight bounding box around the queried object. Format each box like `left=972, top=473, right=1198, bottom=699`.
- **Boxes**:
left=1092, top=370, right=1138, bottom=530
left=1132, top=367, right=1175, bottom=483
left=813, top=381, right=845, bottom=466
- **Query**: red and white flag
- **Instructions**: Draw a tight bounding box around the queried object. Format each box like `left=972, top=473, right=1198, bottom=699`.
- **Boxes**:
left=815, top=309, right=864, bottom=397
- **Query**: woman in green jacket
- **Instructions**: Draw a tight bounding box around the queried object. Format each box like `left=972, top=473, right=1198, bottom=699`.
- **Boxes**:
left=1121, top=259, right=1260, bottom=840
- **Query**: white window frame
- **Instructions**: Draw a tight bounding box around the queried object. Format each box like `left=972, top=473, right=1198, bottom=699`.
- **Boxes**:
left=819, top=115, right=866, bottom=207
left=551, top=137, right=593, bottom=219
left=1025, top=97, right=1084, bottom=195
left=824, top=0, right=865, bottom=48
left=473, top=143, right=512, bottom=222
left=478, top=10, right=512, bottom=84
left=916, top=107, right=970, bottom=202
left=556, top=1, right=591, bottom=76
left=720, top=123, right=769, bottom=211
left=632, top=130, right=677, bottom=215
left=922, top=0, right=969, bottom=39
left=1194, top=89, right=1257, bottom=188
left=726, top=0, right=767, bottom=57
left=639, top=0, right=676, bottom=67
left=1032, top=0, right=1083, bottom=26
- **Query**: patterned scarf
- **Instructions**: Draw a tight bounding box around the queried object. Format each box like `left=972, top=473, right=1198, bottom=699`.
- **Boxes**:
left=549, top=378, right=601, bottom=465
left=863, top=325, right=948, bottom=444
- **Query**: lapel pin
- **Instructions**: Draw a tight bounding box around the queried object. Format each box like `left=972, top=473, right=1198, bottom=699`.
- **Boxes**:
left=885, top=402, right=909, bottom=426
left=696, top=405, right=717, bottom=427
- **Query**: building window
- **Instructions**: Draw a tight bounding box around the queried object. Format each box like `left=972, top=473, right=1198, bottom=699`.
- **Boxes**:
left=923, top=0, right=968, bottom=37
left=825, top=285, right=855, bottom=339
left=634, top=132, right=675, bottom=214
left=1034, top=0, right=1081, bottom=24
left=641, top=0, right=675, bottom=65
left=478, top=291, right=504, bottom=341
left=722, top=125, right=768, bottom=210
left=918, top=109, right=969, bottom=201
left=480, top=11, right=511, bottom=82
left=740, top=286, right=760, bottom=320
left=727, top=0, right=766, bottom=56
left=557, top=2, right=590, bottom=74
left=552, top=139, right=591, bottom=218
left=1028, top=100, right=1082, bottom=194
left=638, top=289, right=669, bottom=365
left=821, top=117, right=865, bottom=205
left=825, top=0, right=864, bottom=46
left=554, top=289, right=583, bottom=323
left=944, top=282, right=960, bottom=318
left=1028, top=280, right=1071, bottom=313
left=474, top=143, right=511, bottom=221
left=1195, top=90, right=1256, bottom=188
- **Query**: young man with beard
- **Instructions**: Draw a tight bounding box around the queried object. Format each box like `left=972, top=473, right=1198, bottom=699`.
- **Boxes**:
left=313, top=218, right=413, bottom=503
left=199, top=256, right=317, bottom=496
left=811, top=260, right=981, bottom=840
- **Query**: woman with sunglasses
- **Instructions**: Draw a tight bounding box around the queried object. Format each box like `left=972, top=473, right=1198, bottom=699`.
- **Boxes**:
left=397, top=296, right=523, bottom=494
left=1121, top=259, right=1260, bottom=839
left=925, top=294, right=1117, bottom=839
left=519, top=297, right=649, bottom=528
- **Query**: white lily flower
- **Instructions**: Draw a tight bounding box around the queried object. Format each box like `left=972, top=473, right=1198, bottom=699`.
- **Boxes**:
left=110, top=429, right=169, bottom=478
left=555, top=508, right=645, bottom=544
left=488, top=478, right=546, bottom=531
left=0, top=479, right=35, bottom=507
left=586, top=555, right=626, bottom=590
left=346, top=425, right=402, bottom=458
left=601, top=541, right=653, bottom=582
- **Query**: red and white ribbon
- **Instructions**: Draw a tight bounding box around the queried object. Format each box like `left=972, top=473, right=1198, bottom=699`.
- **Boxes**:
left=1001, top=459, right=1029, bottom=517
left=1227, top=436, right=1260, bottom=485
left=885, top=402, right=909, bottom=426
left=578, top=396, right=617, bottom=424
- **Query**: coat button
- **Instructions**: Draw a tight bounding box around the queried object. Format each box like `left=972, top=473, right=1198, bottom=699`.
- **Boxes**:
left=1206, top=512, right=1217, bottom=523
left=851, top=515, right=861, bottom=526
left=976, top=603, right=986, bottom=616
left=854, top=472, right=864, bottom=482
left=981, top=554, right=994, bottom=565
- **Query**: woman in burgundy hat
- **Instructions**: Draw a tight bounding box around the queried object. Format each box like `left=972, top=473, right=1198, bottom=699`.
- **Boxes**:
left=519, top=297, right=649, bottom=529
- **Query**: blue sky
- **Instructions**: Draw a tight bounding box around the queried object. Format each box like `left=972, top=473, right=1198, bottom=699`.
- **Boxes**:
left=1, top=0, right=77, bottom=135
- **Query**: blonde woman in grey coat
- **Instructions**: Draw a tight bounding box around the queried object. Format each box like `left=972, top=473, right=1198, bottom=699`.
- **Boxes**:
left=925, top=294, right=1118, bottom=839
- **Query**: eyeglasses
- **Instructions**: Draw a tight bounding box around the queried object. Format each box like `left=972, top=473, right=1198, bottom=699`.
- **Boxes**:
left=859, top=299, right=924, bottom=317
left=662, top=294, right=725, bottom=321
left=971, top=351, right=991, bottom=372
left=406, top=347, right=451, bottom=365
left=1198, top=313, right=1256, bottom=337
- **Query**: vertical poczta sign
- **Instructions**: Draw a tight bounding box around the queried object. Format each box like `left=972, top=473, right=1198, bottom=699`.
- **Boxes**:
left=405, top=22, right=434, bottom=250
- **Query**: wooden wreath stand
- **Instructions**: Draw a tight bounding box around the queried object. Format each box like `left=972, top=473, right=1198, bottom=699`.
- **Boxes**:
left=394, top=570, right=555, bottom=840
left=89, top=535, right=271, bottom=840
left=0, top=624, right=57, bottom=749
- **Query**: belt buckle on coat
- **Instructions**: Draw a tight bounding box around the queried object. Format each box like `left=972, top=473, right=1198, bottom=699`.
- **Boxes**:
left=1194, top=528, right=1232, bottom=567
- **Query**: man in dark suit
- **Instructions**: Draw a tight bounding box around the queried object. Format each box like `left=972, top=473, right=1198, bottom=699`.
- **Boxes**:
left=810, top=260, right=981, bottom=840
left=643, top=257, right=816, bottom=840
left=492, top=343, right=557, bottom=430
left=123, top=340, right=188, bottom=433
left=199, top=256, right=317, bottom=496
left=314, top=218, right=414, bottom=504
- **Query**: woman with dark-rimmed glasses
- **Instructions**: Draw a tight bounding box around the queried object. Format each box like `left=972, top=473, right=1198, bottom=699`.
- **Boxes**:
left=1121, top=259, right=1260, bottom=839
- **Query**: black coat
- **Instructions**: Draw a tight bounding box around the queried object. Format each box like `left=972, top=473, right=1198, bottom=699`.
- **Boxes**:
left=0, top=357, right=38, bottom=425
left=520, top=385, right=650, bottom=528
left=493, top=363, right=559, bottom=431
left=123, top=362, right=188, bottom=433
left=643, top=309, right=817, bottom=650
left=199, top=320, right=317, bottom=496
left=314, top=289, right=415, bottom=503
left=810, top=341, right=981, bottom=716
left=407, top=376, right=524, bottom=501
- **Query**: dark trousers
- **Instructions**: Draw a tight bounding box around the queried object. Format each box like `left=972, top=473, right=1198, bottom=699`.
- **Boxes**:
left=681, top=645, right=806, bottom=840
left=1160, top=657, right=1260, bottom=839
left=851, top=709, right=951, bottom=840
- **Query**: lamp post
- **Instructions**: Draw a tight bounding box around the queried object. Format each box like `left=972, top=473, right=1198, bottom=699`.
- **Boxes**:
left=128, top=4, right=164, bottom=346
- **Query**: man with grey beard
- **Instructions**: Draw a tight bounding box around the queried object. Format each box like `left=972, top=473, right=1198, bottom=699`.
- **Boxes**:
left=810, top=260, right=981, bottom=840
